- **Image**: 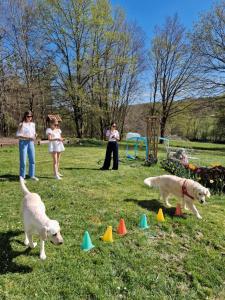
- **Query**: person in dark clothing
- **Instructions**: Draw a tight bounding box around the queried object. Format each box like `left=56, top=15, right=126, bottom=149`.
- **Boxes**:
left=100, top=122, right=120, bottom=170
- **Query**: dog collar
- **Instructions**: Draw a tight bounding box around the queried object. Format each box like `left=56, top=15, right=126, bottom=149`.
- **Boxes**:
left=182, top=180, right=194, bottom=200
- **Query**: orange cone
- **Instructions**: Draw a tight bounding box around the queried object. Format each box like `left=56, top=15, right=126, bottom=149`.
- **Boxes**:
left=117, top=218, right=127, bottom=236
left=175, top=204, right=183, bottom=216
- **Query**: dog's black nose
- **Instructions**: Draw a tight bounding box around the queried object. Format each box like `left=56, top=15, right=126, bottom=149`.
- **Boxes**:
left=59, top=241, right=63, bottom=245
left=200, top=200, right=204, bottom=204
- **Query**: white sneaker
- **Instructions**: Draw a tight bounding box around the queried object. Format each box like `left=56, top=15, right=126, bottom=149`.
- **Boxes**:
left=30, top=176, right=39, bottom=181
left=55, top=175, right=62, bottom=180
left=58, top=173, right=63, bottom=177
left=19, top=177, right=27, bottom=183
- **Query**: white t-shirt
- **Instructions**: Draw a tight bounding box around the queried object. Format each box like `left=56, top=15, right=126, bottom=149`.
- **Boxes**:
left=106, top=130, right=120, bottom=142
left=46, top=128, right=62, bottom=140
left=16, top=122, right=36, bottom=139
left=46, top=128, right=65, bottom=153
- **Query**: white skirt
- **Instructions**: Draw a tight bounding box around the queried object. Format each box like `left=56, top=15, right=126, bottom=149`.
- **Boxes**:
left=48, top=141, right=65, bottom=153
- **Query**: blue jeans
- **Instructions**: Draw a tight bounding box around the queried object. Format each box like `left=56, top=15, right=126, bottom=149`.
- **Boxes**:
left=19, top=140, right=35, bottom=178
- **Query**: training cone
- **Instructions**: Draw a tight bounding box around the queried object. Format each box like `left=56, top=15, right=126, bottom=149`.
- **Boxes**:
left=101, top=226, right=113, bottom=242
left=139, top=214, right=149, bottom=229
left=175, top=203, right=183, bottom=216
left=157, top=208, right=165, bottom=222
left=117, top=218, right=127, bottom=236
left=81, top=231, right=95, bottom=251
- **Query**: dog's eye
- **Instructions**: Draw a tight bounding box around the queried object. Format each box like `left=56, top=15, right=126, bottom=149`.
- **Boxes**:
left=52, top=233, right=57, bottom=237
left=198, top=193, right=202, bottom=196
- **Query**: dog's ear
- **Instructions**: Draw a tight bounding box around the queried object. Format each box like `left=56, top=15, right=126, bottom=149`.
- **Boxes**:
left=206, top=188, right=211, bottom=198
left=40, top=226, right=48, bottom=241
left=192, top=185, right=199, bottom=200
left=48, top=220, right=60, bottom=235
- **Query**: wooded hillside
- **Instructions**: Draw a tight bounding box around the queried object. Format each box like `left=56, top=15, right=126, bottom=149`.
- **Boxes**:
left=124, top=96, right=225, bottom=142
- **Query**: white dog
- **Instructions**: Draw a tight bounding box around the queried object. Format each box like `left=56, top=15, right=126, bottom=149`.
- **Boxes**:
left=144, top=175, right=210, bottom=219
left=20, top=177, right=63, bottom=260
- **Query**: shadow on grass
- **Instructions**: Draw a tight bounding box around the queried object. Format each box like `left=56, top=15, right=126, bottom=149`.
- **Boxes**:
left=124, top=198, right=188, bottom=219
left=0, top=230, right=33, bottom=274
left=0, top=174, right=19, bottom=182
left=37, top=175, right=55, bottom=179
left=62, top=167, right=100, bottom=171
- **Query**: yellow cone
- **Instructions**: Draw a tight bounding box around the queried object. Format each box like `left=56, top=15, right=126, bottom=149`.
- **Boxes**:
left=101, top=226, right=113, bottom=242
left=157, top=208, right=165, bottom=222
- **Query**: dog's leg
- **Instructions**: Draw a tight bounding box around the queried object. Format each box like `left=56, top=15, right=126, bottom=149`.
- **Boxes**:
left=182, top=199, right=189, bottom=210
left=160, top=191, right=171, bottom=207
left=27, top=232, right=37, bottom=248
left=165, top=198, right=171, bottom=207
left=40, top=239, right=46, bottom=260
left=188, top=203, right=202, bottom=219
left=192, top=205, right=202, bottom=219
left=24, top=232, right=29, bottom=246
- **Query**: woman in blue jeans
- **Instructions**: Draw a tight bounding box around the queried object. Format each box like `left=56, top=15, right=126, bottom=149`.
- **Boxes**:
left=16, top=111, right=39, bottom=181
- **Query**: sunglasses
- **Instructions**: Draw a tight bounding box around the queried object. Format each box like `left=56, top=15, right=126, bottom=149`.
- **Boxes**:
left=112, top=125, right=116, bottom=127
left=54, top=124, right=59, bottom=126
left=26, top=115, right=33, bottom=118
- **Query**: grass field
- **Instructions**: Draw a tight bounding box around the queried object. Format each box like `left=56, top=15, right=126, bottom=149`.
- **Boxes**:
left=0, top=141, right=225, bottom=299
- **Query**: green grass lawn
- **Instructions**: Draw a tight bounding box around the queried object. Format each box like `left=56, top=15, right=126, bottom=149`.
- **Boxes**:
left=0, top=141, right=225, bottom=299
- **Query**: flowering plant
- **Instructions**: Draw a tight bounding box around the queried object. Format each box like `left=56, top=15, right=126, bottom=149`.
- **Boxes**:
left=160, top=159, right=225, bottom=194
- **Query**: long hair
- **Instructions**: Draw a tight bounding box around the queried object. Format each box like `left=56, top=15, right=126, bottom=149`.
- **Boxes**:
left=22, top=111, right=33, bottom=122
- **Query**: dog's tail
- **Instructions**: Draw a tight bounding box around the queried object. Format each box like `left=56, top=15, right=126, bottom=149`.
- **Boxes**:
left=20, top=176, right=30, bottom=195
left=144, top=176, right=161, bottom=188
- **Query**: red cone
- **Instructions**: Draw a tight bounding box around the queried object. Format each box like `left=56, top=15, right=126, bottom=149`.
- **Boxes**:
left=175, top=204, right=183, bottom=216
left=117, top=218, right=127, bottom=236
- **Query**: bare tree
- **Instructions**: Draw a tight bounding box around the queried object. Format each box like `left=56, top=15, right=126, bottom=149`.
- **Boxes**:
left=40, top=0, right=144, bottom=138
left=2, top=0, right=49, bottom=111
left=40, top=0, right=100, bottom=138
left=109, top=21, right=145, bottom=137
left=86, top=6, right=145, bottom=138
left=191, top=1, right=225, bottom=95
left=149, top=15, right=199, bottom=139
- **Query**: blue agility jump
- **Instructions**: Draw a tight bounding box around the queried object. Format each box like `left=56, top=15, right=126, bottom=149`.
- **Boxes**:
left=126, top=132, right=169, bottom=161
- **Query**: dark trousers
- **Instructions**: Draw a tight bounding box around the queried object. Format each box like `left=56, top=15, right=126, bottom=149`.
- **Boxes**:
left=102, top=141, right=119, bottom=170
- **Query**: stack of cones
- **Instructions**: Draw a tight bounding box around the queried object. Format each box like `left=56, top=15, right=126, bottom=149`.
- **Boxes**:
left=157, top=208, right=165, bottom=222
left=117, top=218, right=127, bottom=236
left=81, top=231, right=95, bottom=251
left=139, top=214, right=149, bottom=229
left=101, top=226, right=113, bottom=242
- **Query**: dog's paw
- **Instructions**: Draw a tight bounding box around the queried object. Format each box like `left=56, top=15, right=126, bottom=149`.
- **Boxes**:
left=166, top=203, right=171, bottom=208
left=40, top=253, right=47, bottom=260
left=24, top=239, right=29, bottom=246
left=197, top=215, right=202, bottom=219
left=29, top=242, right=37, bottom=249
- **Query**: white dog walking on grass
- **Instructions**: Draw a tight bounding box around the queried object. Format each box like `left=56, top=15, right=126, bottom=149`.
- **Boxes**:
left=20, top=177, right=63, bottom=260
left=144, top=175, right=210, bottom=219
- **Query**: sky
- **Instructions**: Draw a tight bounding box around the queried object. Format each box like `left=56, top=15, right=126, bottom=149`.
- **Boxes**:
left=111, top=0, right=214, bottom=41
left=110, top=0, right=214, bottom=103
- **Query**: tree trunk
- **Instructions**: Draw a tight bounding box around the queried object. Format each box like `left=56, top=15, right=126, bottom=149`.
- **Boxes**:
left=73, top=105, right=83, bottom=138
left=160, top=116, right=167, bottom=143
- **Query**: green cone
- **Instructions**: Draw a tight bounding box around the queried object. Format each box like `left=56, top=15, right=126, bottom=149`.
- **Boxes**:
left=139, top=214, right=149, bottom=229
left=81, top=231, right=95, bottom=251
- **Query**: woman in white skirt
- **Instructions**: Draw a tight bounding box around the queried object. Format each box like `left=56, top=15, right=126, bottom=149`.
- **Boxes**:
left=46, top=119, right=65, bottom=180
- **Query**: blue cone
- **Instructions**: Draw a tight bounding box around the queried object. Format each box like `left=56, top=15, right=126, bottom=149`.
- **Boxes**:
left=81, top=231, right=95, bottom=251
left=139, top=214, right=149, bottom=229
